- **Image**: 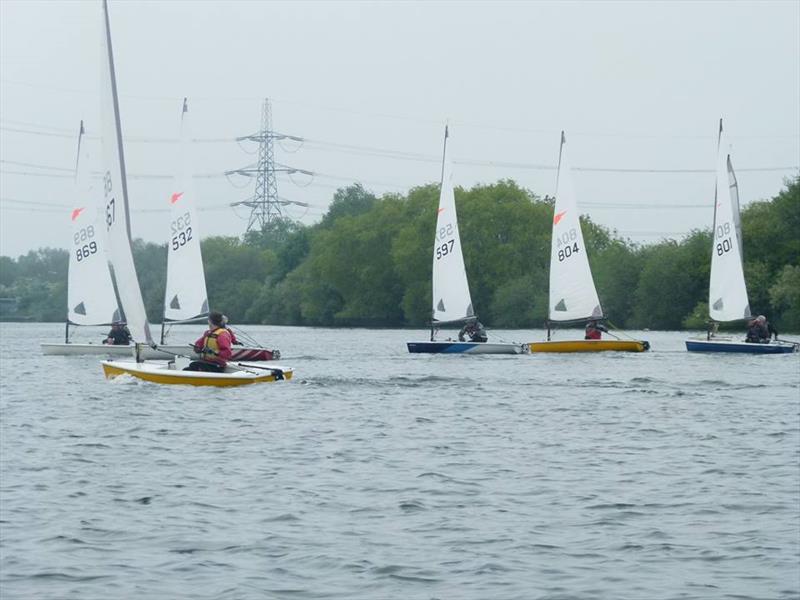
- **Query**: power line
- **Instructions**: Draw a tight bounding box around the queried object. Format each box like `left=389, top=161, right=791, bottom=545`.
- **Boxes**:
left=3, top=79, right=799, bottom=141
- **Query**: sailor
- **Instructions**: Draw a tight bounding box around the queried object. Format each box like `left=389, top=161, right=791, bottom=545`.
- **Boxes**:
left=102, top=321, right=132, bottom=345
left=745, top=315, right=778, bottom=343
left=459, top=320, right=488, bottom=343
left=585, top=319, right=608, bottom=340
left=184, top=311, right=233, bottom=372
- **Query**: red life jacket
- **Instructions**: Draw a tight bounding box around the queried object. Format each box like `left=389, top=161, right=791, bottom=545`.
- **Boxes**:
left=585, top=327, right=602, bottom=340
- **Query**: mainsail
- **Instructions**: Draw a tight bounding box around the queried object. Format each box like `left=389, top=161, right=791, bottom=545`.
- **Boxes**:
left=548, top=132, right=603, bottom=322
left=163, top=98, right=209, bottom=323
left=67, top=120, right=120, bottom=326
left=99, top=0, right=152, bottom=344
left=431, top=126, right=474, bottom=323
left=708, top=120, right=750, bottom=322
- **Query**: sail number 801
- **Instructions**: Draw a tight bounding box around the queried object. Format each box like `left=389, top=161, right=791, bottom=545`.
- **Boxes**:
left=715, top=222, right=733, bottom=256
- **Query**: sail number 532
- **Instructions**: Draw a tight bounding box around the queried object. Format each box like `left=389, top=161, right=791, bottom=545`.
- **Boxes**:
left=171, top=211, right=192, bottom=250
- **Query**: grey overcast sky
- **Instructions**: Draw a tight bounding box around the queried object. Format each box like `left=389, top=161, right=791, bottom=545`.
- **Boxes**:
left=1, top=0, right=798, bottom=257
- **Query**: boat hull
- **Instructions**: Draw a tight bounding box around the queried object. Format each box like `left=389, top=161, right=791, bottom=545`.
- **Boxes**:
left=42, top=343, right=278, bottom=361
left=101, top=360, right=293, bottom=386
left=685, top=339, right=798, bottom=354
left=528, top=339, right=650, bottom=353
left=407, top=341, right=526, bottom=354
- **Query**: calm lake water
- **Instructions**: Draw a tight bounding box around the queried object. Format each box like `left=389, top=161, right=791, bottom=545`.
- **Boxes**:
left=1, top=323, right=798, bottom=599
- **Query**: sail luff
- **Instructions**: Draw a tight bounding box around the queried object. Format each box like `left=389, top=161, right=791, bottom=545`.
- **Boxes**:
left=547, top=131, right=603, bottom=322
left=100, top=0, right=153, bottom=344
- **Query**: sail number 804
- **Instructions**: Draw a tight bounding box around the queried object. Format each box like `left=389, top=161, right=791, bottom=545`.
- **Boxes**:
left=556, top=228, right=580, bottom=262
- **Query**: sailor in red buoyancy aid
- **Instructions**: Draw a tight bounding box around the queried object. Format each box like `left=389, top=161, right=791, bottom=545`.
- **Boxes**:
left=584, top=320, right=608, bottom=340
left=184, top=311, right=233, bottom=372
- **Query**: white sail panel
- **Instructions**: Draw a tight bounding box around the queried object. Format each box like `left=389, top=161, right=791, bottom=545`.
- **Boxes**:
left=67, top=122, right=120, bottom=326
left=548, top=132, right=603, bottom=322
left=431, top=127, right=474, bottom=323
left=709, top=122, right=750, bottom=322
left=163, top=99, right=209, bottom=322
left=99, top=0, right=152, bottom=344
left=727, top=155, right=743, bottom=258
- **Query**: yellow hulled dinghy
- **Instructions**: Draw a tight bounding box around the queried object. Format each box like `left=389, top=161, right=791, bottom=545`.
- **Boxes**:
left=527, top=132, right=648, bottom=354
left=102, top=359, right=292, bottom=387
left=529, top=339, right=649, bottom=353
left=95, top=1, right=293, bottom=386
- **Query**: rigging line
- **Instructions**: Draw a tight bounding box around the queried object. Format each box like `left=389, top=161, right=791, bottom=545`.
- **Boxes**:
left=604, top=319, right=636, bottom=341
left=0, top=197, right=71, bottom=208
left=0, top=125, right=238, bottom=144
left=0, top=159, right=74, bottom=172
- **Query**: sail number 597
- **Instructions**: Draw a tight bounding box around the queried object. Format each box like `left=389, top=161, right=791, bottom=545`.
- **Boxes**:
left=436, top=240, right=455, bottom=260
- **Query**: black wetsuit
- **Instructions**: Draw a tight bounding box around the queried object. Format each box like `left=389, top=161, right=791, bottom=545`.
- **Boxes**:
left=104, top=327, right=132, bottom=345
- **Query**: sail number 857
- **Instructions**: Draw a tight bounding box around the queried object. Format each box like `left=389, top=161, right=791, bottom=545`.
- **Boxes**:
left=436, top=240, right=455, bottom=260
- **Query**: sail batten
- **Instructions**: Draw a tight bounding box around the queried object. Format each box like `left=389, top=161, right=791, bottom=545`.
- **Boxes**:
left=100, top=0, right=152, bottom=345
left=431, top=127, right=474, bottom=324
left=163, top=98, right=209, bottom=323
left=547, top=132, right=603, bottom=322
left=708, top=121, right=750, bottom=323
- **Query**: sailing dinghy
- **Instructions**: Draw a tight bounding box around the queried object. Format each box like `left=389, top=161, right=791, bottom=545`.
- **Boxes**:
left=97, top=0, right=293, bottom=385
left=528, top=132, right=648, bottom=353
left=685, top=120, right=797, bottom=354
left=407, top=127, right=525, bottom=355
left=157, top=98, right=279, bottom=362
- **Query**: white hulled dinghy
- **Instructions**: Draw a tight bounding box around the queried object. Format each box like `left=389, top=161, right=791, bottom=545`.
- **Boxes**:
left=97, top=0, right=292, bottom=385
left=157, top=98, right=279, bottom=362
left=406, top=126, right=525, bottom=355
left=528, top=132, right=648, bottom=353
left=685, top=120, right=797, bottom=355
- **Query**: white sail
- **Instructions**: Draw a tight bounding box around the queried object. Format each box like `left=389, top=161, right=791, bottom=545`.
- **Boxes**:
left=67, top=121, right=120, bottom=326
left=548, top=132, right=603, bottom=322
left=431, top=126, right=474, bottom=323
left=99, top=0, right=152, bottom=344
left=163, top=98, right=209, bottom=322
left=708, top=121, right=750, bottom=322
left=728, top=155, right=743, bottom=258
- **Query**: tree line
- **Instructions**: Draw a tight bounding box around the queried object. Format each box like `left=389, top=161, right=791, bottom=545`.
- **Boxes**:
left=1, top=177, right=798, bottom=331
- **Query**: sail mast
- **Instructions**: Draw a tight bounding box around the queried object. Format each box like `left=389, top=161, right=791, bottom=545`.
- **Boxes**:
left=100, top=0, right=153, bottom=346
